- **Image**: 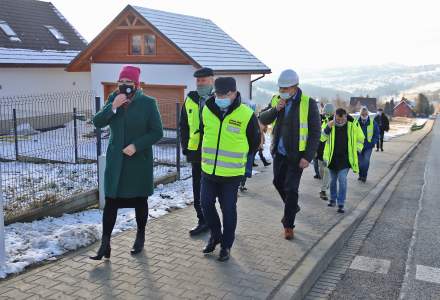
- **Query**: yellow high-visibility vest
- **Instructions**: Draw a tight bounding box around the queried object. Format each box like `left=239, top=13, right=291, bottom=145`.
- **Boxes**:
left=184, top=96, right=200, bottom=151
left=201, top=104, right=253, bottom=177
left=270, top=94, right=310, bottom=151
left=321, top=120, right=365, bottom=173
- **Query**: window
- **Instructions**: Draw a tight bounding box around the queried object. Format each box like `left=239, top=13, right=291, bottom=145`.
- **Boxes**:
left=45, top=25, right=69, bottom=45
left=130, top=33, right=156, bottom=55
left=0, top=20, right=21, bottom=42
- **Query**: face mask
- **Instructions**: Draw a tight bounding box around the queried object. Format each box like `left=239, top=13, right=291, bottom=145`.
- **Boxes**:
left=215, top=98, right=231, bottom=109
left=197, top=85, right=213, bottom=97
left=280, top=92, right=291, bottom=100
left=119, top=84, right=136, bottom=96
left=360, top=115, right=368, bottom=121
left=335, top=121, right=347, bottom=127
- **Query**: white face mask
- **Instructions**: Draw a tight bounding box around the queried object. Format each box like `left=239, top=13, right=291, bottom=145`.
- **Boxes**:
left=280, top=92, right=291, bottom=100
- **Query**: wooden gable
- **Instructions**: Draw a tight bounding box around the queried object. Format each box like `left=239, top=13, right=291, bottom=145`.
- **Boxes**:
left=66, top=7, right=198, bottom=72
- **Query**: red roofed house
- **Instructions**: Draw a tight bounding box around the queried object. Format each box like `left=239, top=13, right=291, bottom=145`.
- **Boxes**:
left=393, top=98, right=415, bottom=118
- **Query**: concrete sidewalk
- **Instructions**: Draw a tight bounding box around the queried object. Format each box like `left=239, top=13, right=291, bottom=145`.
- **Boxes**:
left=0, top=122, right=433, bottom=300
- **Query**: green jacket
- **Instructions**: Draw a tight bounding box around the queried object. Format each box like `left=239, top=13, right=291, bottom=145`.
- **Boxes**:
left=93, top=90, right=163, bottom=198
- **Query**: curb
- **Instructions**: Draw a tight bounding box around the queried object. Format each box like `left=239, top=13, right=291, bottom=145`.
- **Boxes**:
left=271, top=120, right=435, bottom=300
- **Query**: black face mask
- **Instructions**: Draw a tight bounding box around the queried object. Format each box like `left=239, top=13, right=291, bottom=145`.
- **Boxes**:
left=118, top=84, right=136, bottom=96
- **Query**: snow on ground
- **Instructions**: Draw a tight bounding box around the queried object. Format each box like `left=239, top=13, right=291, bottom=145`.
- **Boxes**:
left=1, top=161, right=187, bottom=219
left=0, top=173, right=193, bottom=278
left=0, top=120, right=179, bottom=165
left=384, top=118, right=427, bottom=141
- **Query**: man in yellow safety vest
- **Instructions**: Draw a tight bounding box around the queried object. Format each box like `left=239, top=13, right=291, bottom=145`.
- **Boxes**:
left=180, top=67, right=214, bottom=236
left=321, top=108, right=365, bottom=213
left=200, top=77, right=260, bottom=261
left=259, top=69, right=321, bottom=240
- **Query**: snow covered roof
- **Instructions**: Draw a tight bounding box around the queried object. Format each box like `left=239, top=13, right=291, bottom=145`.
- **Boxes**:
left=0, top=0, right=86, bottom=66
left=131, top=6, right=270, bottom=73
left=0, top=47, right=80, bottom=66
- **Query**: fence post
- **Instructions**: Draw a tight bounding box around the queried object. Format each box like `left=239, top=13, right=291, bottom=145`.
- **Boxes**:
left=12, top=109, right=18, bottom=160
left=0, top=163, right=5, bottom=269
left=176, top=102, right=181, bottom=180
left=73, top=107, right=78, bottom=164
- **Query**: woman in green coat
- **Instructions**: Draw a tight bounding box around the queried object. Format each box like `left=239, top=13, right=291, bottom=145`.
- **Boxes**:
left=90, top=66, right=163, bottom=260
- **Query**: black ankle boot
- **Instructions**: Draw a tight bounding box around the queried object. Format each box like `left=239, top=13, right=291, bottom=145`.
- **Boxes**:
left=218, top=248, right=230, bottom=262
left=203, top=237, right=221, bottom=254
left=90, top=236, right=111, bottom=260
left=131, top=229, right=145, bottom=255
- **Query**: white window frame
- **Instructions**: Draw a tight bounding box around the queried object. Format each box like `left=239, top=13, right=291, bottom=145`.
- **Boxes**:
left=45, top=25, right=69, bottom=45
left=0, top=20, right=21, bottom=42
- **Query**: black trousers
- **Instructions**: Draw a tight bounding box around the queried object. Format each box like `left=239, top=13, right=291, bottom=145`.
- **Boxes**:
left=273, top=154, right=303, bottom=229
left=376, top=129, right=385, bottom=150
left=191, top=162, right=204, bottom=223
left=102, top=197, right=148, bottom=238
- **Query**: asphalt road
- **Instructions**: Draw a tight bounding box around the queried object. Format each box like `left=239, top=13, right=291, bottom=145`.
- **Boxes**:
left=328, top=118, right=440, bottom=300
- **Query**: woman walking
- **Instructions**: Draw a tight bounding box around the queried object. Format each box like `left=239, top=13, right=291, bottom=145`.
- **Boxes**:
left=90, top=65, right=163, bottom=260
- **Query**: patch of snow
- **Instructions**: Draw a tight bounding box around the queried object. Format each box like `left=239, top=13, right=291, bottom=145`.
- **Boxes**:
left=0, top=175, right=194, bottom=278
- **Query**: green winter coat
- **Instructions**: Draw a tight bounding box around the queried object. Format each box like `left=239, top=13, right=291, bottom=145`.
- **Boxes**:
left=93, top=90, right=163, bottom=199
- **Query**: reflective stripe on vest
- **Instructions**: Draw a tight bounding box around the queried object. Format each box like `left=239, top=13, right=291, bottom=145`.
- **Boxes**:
left=366, top=119, right=374, bottom=143
left=270, top=94, right=310, bottom=151
left=201, top=104, right=253, bottom=177
left=184, top=96, right=200, bottom=151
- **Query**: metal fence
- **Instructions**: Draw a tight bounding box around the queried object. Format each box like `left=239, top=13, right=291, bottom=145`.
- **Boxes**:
left=0, top=91, right=183, bottom=222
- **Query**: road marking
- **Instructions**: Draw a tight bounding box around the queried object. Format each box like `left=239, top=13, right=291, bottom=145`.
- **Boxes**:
left=349, top=255, right=391, bottom=274
left=399, top=145, right=430, bottom=300
left=416, top=265, right=440, bottom=284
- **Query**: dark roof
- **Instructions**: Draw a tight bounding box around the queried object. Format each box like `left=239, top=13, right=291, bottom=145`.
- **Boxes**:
left=0, top=0, right=86, bottom=52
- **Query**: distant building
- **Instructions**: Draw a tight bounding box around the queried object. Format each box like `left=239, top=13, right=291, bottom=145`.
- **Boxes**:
left=393, top=99, right=415, bottom=118
left=349, top=97, right=377, bottom=113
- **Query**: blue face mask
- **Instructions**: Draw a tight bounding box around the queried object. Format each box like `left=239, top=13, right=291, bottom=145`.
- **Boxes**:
left=280, top=92, right=291, bottom=100
left=215, top=98, right=231, bottom=109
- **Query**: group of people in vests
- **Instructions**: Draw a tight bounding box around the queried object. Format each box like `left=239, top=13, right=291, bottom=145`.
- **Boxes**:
left=90, top=65, right=388, bottom=263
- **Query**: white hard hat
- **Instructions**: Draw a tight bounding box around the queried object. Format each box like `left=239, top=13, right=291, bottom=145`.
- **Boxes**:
left=278, top=69, right=299, bottom=88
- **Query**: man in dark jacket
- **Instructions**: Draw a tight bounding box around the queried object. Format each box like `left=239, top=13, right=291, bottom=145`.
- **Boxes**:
left=200, top=77, right=260, bottom=261
left=180, top=67, right=214, bottom=236
left=374, top=108, right=390, bottom=152
left=259, top=69, right=321, bottom=240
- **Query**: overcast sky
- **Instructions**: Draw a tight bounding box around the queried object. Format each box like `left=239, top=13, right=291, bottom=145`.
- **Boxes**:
left=52, top=0, right=440, bottom=78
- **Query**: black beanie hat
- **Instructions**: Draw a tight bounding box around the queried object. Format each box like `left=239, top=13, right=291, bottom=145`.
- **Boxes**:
left=214, top=77, right=237, bottom=95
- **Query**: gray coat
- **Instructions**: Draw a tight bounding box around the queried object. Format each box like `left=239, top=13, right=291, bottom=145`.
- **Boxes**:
left=259, top=88, right=321, bottom=163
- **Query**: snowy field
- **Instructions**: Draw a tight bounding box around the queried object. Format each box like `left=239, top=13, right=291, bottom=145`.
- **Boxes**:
left=1, top=162, right=183, bottom=220
left=0, top=120, right=179, bottom=164
left=0, top=120, right=183, bottom=219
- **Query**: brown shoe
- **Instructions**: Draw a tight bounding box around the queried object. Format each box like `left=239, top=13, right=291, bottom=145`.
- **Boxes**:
left=284, top=228, right=294, bottom=240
